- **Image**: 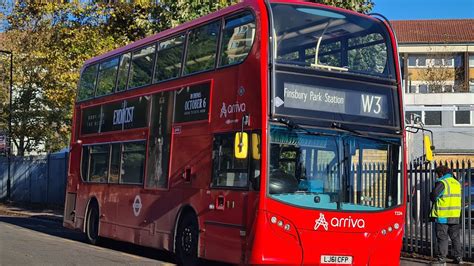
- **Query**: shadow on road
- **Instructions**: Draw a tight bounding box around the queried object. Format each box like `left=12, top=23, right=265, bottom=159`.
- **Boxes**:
left=0, top=216, right=230, bottom=266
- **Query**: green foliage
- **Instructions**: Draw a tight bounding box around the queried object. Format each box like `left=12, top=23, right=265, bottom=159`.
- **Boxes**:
left=0, top=2, right=119, bottom=155
left=310, top=0, right=375, bottom=13
left=0, top=0, right=371, bottom=155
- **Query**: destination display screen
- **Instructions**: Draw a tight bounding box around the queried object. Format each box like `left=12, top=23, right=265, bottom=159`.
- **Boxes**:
left=283, top=83, right=388, bottom=119
left=273, top=71, right=398, bottom=127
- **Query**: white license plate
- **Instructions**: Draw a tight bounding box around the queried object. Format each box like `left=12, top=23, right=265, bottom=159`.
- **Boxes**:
left=321, top=255, right=353, bottom=264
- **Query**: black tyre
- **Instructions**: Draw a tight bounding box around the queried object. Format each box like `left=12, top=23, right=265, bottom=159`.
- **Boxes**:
left=176, top=212, right=199, bottom=266
left=85, top=203, right=100, bottom=245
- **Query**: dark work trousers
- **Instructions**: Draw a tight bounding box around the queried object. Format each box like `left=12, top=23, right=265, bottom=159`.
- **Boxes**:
left=436, top=223, right=462, bottom=259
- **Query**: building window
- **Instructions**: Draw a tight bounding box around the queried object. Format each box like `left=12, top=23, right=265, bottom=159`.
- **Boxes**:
left=419, top=84, right=428, bottom=93
left=408, top=56, right=416, bottom=67
left=430, top=84, right=443, bottom=93
left=444, top=57, right=453, bottom=67
left=417, top=56, right=426, bottom=67
left=468, top=55, right=474, bottom=67
left=424, top=111, right=442, bottom=126
left=405, top=111, right=422, bottom=124
left=454, top=107, right=472, bottom=126
left=444, top=85, right=453, bottom=92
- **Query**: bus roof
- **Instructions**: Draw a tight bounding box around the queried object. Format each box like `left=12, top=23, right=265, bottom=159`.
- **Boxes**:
left=85, top=0, right=384, bottom=66
left=84, top=0, right=251, bottom=66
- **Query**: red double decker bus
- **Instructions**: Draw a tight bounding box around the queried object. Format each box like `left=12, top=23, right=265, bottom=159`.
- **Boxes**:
left=64, top=0, right=405, bottom=264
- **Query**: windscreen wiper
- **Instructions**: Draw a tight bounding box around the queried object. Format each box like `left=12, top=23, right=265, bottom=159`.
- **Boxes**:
left=331, top=122, right=398, bottom=145
left=272, top=117, right=335, bottom=137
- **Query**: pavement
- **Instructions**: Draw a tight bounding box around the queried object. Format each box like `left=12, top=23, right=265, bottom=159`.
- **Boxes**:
left=0, top=201, right=473, bottom=266
left=0, top=201, right=63, bottom=222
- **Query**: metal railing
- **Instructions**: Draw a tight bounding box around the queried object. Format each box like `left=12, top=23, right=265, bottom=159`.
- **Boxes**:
left=404, top=160, right=473, bottom=260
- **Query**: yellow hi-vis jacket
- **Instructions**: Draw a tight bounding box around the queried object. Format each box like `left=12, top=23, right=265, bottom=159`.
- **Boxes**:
left=430, top=176, right=462, bottom=220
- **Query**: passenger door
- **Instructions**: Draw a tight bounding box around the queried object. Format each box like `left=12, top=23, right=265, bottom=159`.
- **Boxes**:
left=203, top=132, right=260, bottom=264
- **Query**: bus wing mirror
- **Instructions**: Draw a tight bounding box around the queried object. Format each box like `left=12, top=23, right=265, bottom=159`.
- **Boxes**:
left=252, top=133, right=260, bottom=160
left=424, top=135, right=434, bottom=162
left=234, top=132, right=248, bottom=159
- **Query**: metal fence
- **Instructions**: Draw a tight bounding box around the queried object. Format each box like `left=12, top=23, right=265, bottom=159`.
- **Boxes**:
left=0, top=152, right=68, bottom=206
left=404, top=160, right=473, bottom=260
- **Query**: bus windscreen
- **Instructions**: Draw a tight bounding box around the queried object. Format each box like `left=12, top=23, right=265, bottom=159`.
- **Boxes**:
left=271, top=3, right=395, bottom=79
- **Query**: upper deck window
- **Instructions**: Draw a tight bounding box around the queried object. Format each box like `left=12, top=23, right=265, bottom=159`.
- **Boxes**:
left=220, top=11, right=256, bottom=66
left=184, top=20, right=221, bottom=75
left=271, top=4, right=395, bottom=79
left=116, top=53, right=131, bottom=92
left=96, top=56, right=119, bottom=97
left=154, top=35, right=185, bottom=82
left=129, top=45, right=156, bottom=89
left=77, top=64, right=98, bottom=101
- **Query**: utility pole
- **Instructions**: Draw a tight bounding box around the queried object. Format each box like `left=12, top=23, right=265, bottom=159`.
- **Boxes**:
left=0, top=50, right=13, bottom=200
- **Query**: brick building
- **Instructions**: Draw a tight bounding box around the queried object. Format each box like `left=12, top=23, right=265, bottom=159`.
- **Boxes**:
left=392, top=19, right=474, bottom=161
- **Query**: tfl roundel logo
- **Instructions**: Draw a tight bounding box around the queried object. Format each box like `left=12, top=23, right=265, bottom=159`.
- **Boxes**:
left=132, top=195, right=142, bottom=217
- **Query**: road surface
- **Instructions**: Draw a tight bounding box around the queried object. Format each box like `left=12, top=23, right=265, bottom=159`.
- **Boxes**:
left=0, top=215, right=175, bottom=265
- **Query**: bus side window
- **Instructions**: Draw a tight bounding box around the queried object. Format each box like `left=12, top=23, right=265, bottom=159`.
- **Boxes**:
left=81, top=146, right=91, bottom=181
left=250, top=133, right=261, bottom=191
left=89, top=145, right=110, bottom=183
left=116, top=53, right=131, bottom=92
left=212, top=133, right=249, bottom=188
left=154, top=34, right=185, bottom=83
left=96, top=56, right=119, bottom=97
left=184, top=20, right=220, bottom=75
left=219, top=11, right=256, bottom=67
left=120, top=141, right=146, bottom=184
left=129, top=44, right=156, bottom=89
left=77, top=64, right=98, bottom=101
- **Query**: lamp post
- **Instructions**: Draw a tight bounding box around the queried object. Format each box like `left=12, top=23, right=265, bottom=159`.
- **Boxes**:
left=0, top=50, right=12, bottom=200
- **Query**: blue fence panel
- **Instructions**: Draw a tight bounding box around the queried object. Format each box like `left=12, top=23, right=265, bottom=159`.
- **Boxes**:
left=47, top=152, right=68, bottom=205
left=0, top=157, right=6, bottom=199
left=0, top=152, right=68, bottom=206
left=11, top=157, right=33, bottom=202
left=30, top=157, right=48, bottom=204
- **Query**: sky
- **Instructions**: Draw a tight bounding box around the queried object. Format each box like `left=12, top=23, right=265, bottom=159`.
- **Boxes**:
left=372, top=0, right=474, bottom=20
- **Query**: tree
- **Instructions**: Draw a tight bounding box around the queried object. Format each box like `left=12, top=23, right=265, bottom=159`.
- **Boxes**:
left=0, top=0, right=372, bottom=155
left=310, top=0, right=374, bottom=13
left=0, top=2, right=118, bottom=155
left=418, top=53, right=466, bottom=93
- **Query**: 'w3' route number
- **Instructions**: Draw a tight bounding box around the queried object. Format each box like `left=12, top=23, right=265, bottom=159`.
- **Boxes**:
left=361, top=94, right=382, bottom=115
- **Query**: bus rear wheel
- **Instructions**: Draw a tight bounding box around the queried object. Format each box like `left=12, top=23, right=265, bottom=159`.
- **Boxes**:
left=85, top=203, right=100, bottom=245
left=176, top=212, right=199, bottom=266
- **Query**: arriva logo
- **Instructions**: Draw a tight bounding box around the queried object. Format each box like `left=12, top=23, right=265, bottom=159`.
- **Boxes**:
left=314, top=213, right=366, bottom=231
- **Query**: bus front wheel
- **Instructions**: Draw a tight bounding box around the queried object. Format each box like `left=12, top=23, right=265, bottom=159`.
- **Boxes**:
left=85, top=203, right=100, bottom=245
left=176, top=212, right=199, bottom=266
